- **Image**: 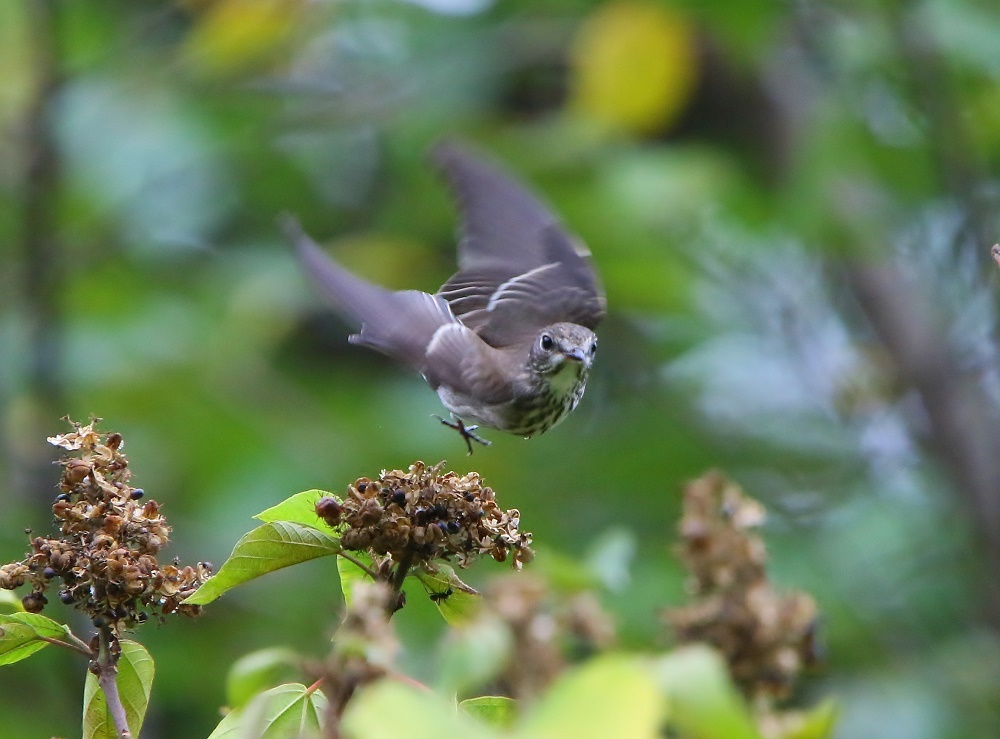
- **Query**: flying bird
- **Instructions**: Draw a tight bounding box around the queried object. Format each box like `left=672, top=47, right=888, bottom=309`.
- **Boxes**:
left=284, top=142, right=606, bottom=453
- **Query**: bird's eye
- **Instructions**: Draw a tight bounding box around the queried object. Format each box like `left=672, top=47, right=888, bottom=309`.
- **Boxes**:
left=540, top=334, right=554, bottom=351
left=589, top=340, right=597, bottom=355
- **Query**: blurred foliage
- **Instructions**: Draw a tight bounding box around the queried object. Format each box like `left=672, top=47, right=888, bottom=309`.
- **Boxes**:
left=2, top=0, right=1000, bottom=736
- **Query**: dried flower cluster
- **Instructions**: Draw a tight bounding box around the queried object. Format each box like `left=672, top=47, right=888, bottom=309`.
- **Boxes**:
left=664, top=472, right=819, bottom=701
left=315, top=461, right=533, bottom=571
left=481, top=574, right=615, bottom=702
left=0, top=419, right=211, bottom=631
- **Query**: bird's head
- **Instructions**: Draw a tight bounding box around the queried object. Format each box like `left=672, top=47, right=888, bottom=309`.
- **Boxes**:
left=528, top=322, right=597, bottom=377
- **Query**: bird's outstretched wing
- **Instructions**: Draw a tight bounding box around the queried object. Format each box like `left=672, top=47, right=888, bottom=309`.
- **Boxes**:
left=285, top=215, right=457, bottom=366
left=432, top=142, right=606, bottom=347
left=284, top=215, right=514, bottom=405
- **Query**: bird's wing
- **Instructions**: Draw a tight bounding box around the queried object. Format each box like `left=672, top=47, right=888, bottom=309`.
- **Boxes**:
left=286, top=215, right=460, bottom=371
left=418, top=322, right=517, bottom=405
left=432, top=142, right=606, bottom=347
left=286, top=215, right=515, bottom=404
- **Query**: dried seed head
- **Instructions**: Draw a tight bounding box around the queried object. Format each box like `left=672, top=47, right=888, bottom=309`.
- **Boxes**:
left=664, top=472, right=820, bottom=702
left=332, top=461, right=533, bottom=573
left=0, top=563, right=29, bottom=590
left=0, top=419, right=211, bottom=633
left=473, top=574, right=616, bottom=702
left=64, top=459, right=92, bottom=487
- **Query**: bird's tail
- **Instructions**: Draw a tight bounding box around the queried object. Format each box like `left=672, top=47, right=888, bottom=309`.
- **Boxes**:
left=282, top=214, right=460, bottom=369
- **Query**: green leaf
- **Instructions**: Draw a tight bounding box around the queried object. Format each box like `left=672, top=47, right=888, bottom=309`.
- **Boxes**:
left=0, top=612, right=73, bottom=666
left=781, top=699, right=839, bottom=739
left=436, top=616, right=511, bottom=696
left=184, top=521, right=341, bottom=605
left=517, top=654, right=664, bottom=739
left=414, top=564, right=480, bottom=626
left=337, top=551, right=374, bottom=608
left=255, top=489, right=343, bottom=536
left=342, top=679, right=494, bottom=739
left=226, top=647, right=301, bottom=710
left=460, top=696, right=517, bottom=728
left=654, top=645, right=762, bottom=739
left=0, top=590, right=24, bottom=614
left=584, top=527, right=636, bottom=593
left=531, top=546, right=602, bottom=592
left=208, top=683, right=327, bottom=738
left=82, top=640, right=154, bottom=739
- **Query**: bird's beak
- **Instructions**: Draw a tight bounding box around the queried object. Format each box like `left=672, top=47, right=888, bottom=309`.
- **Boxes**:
left=563, top=349, right=586, bottom=363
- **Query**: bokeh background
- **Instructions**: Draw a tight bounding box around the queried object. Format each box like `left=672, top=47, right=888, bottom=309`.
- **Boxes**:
left=3, top=0, right=1000, bottom=736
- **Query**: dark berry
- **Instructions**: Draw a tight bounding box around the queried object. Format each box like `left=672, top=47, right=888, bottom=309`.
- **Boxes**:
left=22, top=592, right=47, bottom=613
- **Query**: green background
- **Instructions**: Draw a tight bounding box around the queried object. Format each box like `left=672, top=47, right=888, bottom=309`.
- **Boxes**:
left=2, top=0, right=1000, bottom=736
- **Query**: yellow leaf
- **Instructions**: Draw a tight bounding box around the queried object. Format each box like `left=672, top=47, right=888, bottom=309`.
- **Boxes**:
left=184, top=0, right=301, bottom=76
left=569, top=1, right=698, bottom=135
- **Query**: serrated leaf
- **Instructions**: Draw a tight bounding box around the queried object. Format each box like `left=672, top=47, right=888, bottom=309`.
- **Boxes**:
left=82, top=640, right=154, bottom=739
left=0, top=612, right=73, bottom=666
left=208, top=683, right=327, bottom=738
left=255, top=489, right=343, bottom=536
left=342, top=679, right=494, bottom=739
left=184, top=521, right=341, bottom=605
left=517, top=654, right=664, bottom=739
left=654, top=645, right=762, bottom=739
left=414, top=565, right=480, bottom=626
left=226, top=647, right=301, bottom=710
left=460, top=696, right=517, bottom=728
left=337, top=551, right=374, bottom=608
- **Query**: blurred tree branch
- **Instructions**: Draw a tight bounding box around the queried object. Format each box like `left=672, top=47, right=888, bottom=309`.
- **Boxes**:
left=18, top=0, right=65, bottom=500
left=805, top=1, right=1000, bottom=629
left=851, top=264, right=1000, bottom=630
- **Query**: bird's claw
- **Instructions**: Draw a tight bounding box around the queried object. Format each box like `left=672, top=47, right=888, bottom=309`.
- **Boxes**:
left=433, top=414, right=492, bottom=455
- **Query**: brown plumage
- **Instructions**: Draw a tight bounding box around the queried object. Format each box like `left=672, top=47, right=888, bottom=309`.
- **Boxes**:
left=284, top=142, right=606, bottom=452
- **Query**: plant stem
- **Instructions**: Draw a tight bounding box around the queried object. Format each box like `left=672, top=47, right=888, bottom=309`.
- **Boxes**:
left=388, top=550, right=414, bottom=616
left=337, top=552, right=380, bottom=580
left=38, top=634, right=93, bottom=657
left=95, top=627, right=131, bottom=738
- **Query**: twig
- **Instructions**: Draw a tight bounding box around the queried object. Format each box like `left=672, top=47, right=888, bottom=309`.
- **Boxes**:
left=38, top=634, right=94, bottom=658
left=92, top=626, right=132, bottom=739
left=336, top=552, right=380, bottom=580
left=388, top=671, right=432, bottom=693
left=388, top=550, right=414, bottom=616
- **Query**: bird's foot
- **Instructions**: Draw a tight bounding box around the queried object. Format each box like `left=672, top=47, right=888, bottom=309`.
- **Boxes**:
left=433, top=414, right=492, bottom=455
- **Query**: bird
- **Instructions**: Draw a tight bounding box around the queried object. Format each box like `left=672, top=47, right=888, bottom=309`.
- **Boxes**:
left=283, top=142, right=606, bottom=453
